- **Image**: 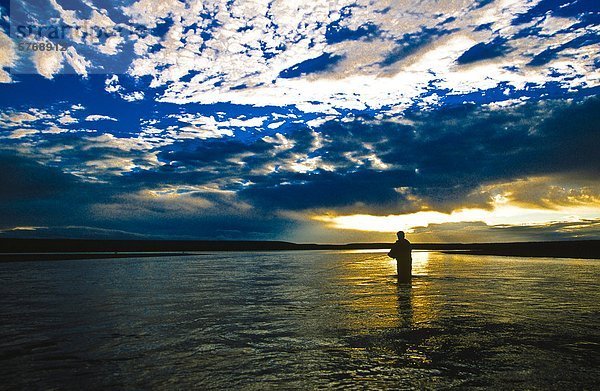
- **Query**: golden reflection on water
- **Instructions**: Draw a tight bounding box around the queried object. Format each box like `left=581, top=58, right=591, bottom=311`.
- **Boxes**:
left=342, top=249, right=390, bottom=254
left=411, top=250, right=431, bottom=276
left=396, top=250, right=442, bottom=330
left=333, top=250, right=437, bottom=332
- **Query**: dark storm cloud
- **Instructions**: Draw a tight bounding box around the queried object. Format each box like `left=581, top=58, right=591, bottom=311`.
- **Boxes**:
left=0, top=153, right=77, bottom=201
left=128, top=96, right=600, bottom=215
left=524, top=97, right=600, bottom=175
left=150, top=120, right=420, bottom=212
left=234, top=97, right=600, bottom=213
left=0, top=149, right=293, bottom=239
left=1, top=97, right=598, bottom=239
left=240, top=170, right=415, bottom=212
left=0, top=152, right=99, bottom=228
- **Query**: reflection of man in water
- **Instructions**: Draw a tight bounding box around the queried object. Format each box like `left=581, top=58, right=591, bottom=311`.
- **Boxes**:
left=388, top=231, right=412, bottom=283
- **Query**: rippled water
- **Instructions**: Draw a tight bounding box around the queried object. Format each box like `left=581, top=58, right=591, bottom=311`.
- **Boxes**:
left=0, top=250, right=598, bottom=389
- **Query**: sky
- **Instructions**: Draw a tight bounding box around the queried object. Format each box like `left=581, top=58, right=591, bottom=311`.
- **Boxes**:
left=0, top=0, right=599, bottom=243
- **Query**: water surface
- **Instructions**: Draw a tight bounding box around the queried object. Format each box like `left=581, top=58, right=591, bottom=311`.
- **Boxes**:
left=0, top=250, right=598, bottom=389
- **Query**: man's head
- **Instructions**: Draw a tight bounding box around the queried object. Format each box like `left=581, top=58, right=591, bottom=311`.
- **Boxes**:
left=397, top=230, right=405, bottom=239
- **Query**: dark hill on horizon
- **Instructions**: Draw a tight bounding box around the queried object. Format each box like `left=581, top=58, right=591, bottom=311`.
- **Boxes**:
left=0, top=238, right=598, bottom=261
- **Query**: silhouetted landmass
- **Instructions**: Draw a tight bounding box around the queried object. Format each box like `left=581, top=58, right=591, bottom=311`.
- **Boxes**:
left=0, top=239, right=598, bottom=262
left=433, top=241, right=600, bottom=259
left=0, top=252, right=197, bottom=262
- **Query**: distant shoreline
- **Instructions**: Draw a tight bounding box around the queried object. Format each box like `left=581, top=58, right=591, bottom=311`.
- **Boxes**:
left=0, top=252, right=197, bottom=262
left=0, top=239, right=598, bottom=262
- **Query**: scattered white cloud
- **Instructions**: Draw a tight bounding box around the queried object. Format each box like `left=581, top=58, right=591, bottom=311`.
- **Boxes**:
left=85, top=114, right=118, bottom=122
left=105, top=74, right=122, bottom=93
left=176, top=125, right=234, bottom=140
left=121, top=91, right=145, bottom=101
left=267, top=120, right=286, bottom=129
left=97, top=35, right=125, bottom=55
left=8, top=128, right=39, bottom=139
left=6, top=0, right=596, bottom=118
left=0, top=30, right=16, bottom=83
left=57, top=113, right=79, bottom=125
left=262, top=133, right=295, bottom=151
left=2, top=111, right=38, bottom=124
left=32, top=45, right=64, bottom=79
left=42, top=125, right=71, bottom=134
left=104, top=75, right=145, bottom=101
left=112, top=0, right=596, bottom=118
left=64, top=46, right=91, bottom=77
left=227, top=116, right=267, bottom=128
left=169, top=113, right=270, bottom=139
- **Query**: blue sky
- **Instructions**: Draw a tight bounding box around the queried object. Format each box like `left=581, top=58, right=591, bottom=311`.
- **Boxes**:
left=0, top=0, right=599, bottom=242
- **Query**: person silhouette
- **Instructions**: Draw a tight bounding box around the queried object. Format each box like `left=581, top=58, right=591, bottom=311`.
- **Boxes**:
left=388, top=231, right=412, bottom=283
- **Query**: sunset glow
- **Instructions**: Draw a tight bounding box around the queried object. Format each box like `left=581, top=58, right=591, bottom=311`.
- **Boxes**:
left=314, top=204, right=600, bottom=233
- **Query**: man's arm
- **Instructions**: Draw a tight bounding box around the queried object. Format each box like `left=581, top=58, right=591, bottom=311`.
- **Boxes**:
left=388, top=244, right=398, bottom=258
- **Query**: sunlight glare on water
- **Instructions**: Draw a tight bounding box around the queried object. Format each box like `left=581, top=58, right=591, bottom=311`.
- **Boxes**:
left=0, top=250, right=598, bottom=389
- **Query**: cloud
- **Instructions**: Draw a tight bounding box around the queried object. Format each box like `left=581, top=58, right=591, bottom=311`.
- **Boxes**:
left=4, top=0, right=597, bottom=117
left=474, top=176, right=600, bottom=210
left=6, top=95, right=596, bottom=213
left=64, top=46, right=91, bottom=77
left=0, top=151, right=291, bottom=240
left=2, top=111, right=39, bottom=124
left=236, top=97, right=600, bottom=215
left=104, top=75, right=145, bottom=101
left=85, top=114, right=118, bottom=122
left=407, top=219, right=600, bottom=243
left=32, top=46, right=64, bottom=79
left=57, top=113, right=78, bottom=125
left=0, top=30, right=16, bottom=83
left=105, top=75, right=121, bottom=93
left=7, top=128, right=38, bottom=139
left=121, top=91, right=145, bottom=101
left=314, top=204, right=600, bottom=234
left=113, top=0, right=597, bottom=120
left=0, top=225, right=154, bottom=240
left=1, top=92, right=598, bottom=242
left=0, top=153, right=85, bottom=204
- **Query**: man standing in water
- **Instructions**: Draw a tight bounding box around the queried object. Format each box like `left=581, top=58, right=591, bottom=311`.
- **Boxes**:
left=388, top=231, right=412, bottom=283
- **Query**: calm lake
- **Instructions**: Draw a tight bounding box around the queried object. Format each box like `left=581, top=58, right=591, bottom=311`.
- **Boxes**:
left=0, top=250, right=598, bottom=389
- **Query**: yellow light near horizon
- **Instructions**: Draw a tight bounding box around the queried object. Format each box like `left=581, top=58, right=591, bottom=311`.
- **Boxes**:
left=313, top=204, right=600, bottom=233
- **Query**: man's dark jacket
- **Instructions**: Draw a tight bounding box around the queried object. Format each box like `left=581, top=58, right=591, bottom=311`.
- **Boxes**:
left=388, top=239, right=412, bottom=281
